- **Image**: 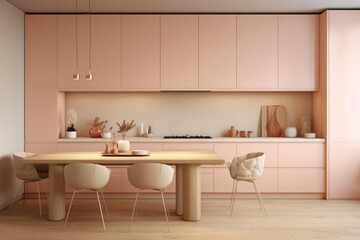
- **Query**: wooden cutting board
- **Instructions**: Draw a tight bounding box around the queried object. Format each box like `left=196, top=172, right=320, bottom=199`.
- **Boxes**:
left=261, top=105, right=287, bottom=137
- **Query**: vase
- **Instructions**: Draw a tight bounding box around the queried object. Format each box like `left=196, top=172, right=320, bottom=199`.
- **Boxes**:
left=229, top=126, right=238, bottom=137
left=117, top=140, right=130, bottom=152
left=89, top=126, right=102, bottom=138
left=66, top=131, right=77, bottom=139
left=285, top=127, right=297, bottom=138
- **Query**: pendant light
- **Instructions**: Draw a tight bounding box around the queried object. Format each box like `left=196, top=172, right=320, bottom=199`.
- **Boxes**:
left=86, top=0, right=93, bottom=80
left=73, top=0, right=80, bottom=80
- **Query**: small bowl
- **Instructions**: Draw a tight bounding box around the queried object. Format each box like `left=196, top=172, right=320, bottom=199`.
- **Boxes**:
left=304, top=133, right=316, bottom=138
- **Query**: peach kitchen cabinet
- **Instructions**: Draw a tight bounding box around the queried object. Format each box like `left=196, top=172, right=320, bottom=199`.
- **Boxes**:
left=324, top=11, right=360, bottom=199
left=237, top=15, right=278, bottom=90
left=199, top=15, right=236, bottom=89
left=58, top=15, right=122, bottom=90
left=278, top=15, right=319, bottom=90
left=161, top=15, right=199, bottom=89
left=25, top=15, right=57, bottom=89
left=122, top=15, right=161, bottom=89
left=278, top=143, right=325, bottom=193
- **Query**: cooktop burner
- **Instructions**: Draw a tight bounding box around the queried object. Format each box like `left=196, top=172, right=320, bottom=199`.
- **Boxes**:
left=164, top=135, right=212, bottom=139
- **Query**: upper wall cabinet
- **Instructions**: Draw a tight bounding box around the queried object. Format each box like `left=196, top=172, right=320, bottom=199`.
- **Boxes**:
left=199, top=15, right=236, bottom=89
left=278, top=15, right=319, bottom=90
left=237, top=15, right=278, bottom=90
left=25, top=15, right=58, bottom=89
left=122, top=15, right=161, bottom=89
left=161, top=15, right=199, bottom=89
left=58, top=15, right=122, bottom=90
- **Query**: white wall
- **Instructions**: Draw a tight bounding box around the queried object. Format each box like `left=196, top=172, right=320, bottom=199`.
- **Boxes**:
left=0, top=0, right=24, bottom=209
left=66, top=92, right=312, bottom=137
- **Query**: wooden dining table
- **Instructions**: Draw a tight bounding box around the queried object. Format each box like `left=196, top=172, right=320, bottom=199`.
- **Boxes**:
left=24, top=151, right=225, bottom=221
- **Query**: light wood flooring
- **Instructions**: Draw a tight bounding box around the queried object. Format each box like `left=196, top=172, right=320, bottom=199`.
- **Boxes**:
left=1, top=197, right=360, bottom=240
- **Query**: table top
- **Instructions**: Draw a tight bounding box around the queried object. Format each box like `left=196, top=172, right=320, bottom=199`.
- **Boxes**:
left=24, top=151, right=225, bottom=165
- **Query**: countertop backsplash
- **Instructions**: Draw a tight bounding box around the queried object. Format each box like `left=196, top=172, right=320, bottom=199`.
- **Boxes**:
left=65, top=92, right=312, bottom=138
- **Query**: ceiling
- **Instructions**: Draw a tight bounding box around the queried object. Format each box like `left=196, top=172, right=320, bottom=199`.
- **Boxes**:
left=6, top=0, right=360, bottom=14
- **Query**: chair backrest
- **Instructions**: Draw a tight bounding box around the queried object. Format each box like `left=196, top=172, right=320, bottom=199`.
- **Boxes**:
left=229, top=152, right=265, bottom=180
left=128, top=163, right=174, bottom=190
left=13, top=152, right=41, bottom=181
left=64, top=163, right=111, bottom=190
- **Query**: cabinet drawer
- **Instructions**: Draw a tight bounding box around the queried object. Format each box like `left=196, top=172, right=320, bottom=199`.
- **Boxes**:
left=57, top=143, right=104, bottom=152
left=279, top=143, right=324, bottom=167
left=279, top=168, right=325, bottom=193
left=130, top=142, right=162, bottom=151
left=162, top=143, right=213, bottom=150
left=237, top=143, right=278, bottom=167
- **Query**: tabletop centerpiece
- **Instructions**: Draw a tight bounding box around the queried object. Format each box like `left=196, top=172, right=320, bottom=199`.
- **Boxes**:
left=116, top=120, right=136, bottom=153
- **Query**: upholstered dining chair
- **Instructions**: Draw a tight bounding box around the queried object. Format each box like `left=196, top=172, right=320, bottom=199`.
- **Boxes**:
left=226, top=152, right=267, bottom=216
left=10, top=152, right=48, bottom=216
left=63, top=163, right=111, bottom=233
left=127, top=163, right=174, bottom=232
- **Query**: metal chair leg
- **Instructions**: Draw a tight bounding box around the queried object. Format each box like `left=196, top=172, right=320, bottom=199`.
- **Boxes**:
left=252, top=181, right=267, bottom=216
left=100, top=189, right=110, bottom=220
left=63, top=191, right=77, bottom=231
left=37, top=181, right=42, bottom=216
left=96, top=191, right=107, bottom=233
left=162, top=190, right=171, bottom=222
left=230, top=180, right=238, bottom=216
left=161, top=190, right=170, bottom=233
left=230, top=179, right=236, bottom=209
left=129, top=190, right=141, bottom=232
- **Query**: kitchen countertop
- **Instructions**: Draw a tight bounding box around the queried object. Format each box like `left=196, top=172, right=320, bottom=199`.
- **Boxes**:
left=58, top=136, right=325, bottom=143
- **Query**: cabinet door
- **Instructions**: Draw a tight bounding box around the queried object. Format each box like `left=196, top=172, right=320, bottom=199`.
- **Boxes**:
left=278, top=143, right=324, bottom=167
left=58, top=15, right=88, bottom=89
left=25, top=89, right=59, bottom=142
left=199, top=15, right=236, bottom=89
left=25, top=15, right=57, bottom=89
left=237, top=15, right=278, bottom=89
left=237, top=143, right=278, bottom=167
left=278, top=15, right=319, bottom=90
left=122, top=15, right=160, bottom=89
left=57, top=143, right=105, bottom=152
left=214, top=143, right=237, bottom=163
left=279, top=168, right=325, bottom=193
left=86, top=15, right=121, bottom=89
left=161, top=15, right=199, bottom=89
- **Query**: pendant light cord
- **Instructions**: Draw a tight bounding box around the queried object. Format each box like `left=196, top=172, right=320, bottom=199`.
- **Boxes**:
left=88, top=0, right=92, bottom=74
left=75, top=0, right=79, bottom=73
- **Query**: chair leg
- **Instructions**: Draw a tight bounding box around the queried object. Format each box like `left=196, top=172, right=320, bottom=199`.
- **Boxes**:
left=63, top=191, right=77, bottom=231
left=129, top=190, right=141, bottom=232
left=37, top=181, right=42, bottom=217
left=252, top=181, right=268, bottom=216
left=100, top=189, right=110, bottom=220
left=96, top=191, right=107, bottom=233
left=230, top=180, right=238, bottom=216
left=8, top=182, right=24, bottom=213
left=162, top=190, right=171, bottom=222
left=229, top=179, right=236, bottom=209
left=160, top=190, right=170, bottom=233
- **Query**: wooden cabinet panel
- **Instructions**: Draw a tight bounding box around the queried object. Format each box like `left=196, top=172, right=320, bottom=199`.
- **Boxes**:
left=201, top=167, right=214, bottom=192
left=86, top=15, right=121, bottom=89
left=278, top=143, right=325, bottom=167
left=58, top=15, right=88, bottom=89
left=25, top=143, right=58, bottom=154
left=279, top=168, right=325, bottom=193
left=214, top=143, right=237, bottom=163
left=25, top=89, right=58, bottom=142
left=162, top=142, right=213, bottom=151
left=199, top=15, right=236, bottom=89
left=57, top=142, right=104, bottom=152
left=102, top=167, right=122, bottom=193
left=278, top=15, right=319, bottom=90
left=237, top=15, right=278, bottom=89
left=122, top=15, right=160, bottom=89
left=237, top=143, right=278, bottom=167
left=130, top=142, right=162, bottom=151
left=25, top=15, right=57, bottom=89
left=161, top=15, right=199, bottom=89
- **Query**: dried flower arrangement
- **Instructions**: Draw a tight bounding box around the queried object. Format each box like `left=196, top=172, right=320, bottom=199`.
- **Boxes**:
left=89, top=117, right=108, bottom=138
left=116, top=120, right=136, bottom=140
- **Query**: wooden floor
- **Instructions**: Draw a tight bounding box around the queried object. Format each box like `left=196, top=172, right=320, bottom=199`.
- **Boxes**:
left=1, top=197, right=360, bottom=240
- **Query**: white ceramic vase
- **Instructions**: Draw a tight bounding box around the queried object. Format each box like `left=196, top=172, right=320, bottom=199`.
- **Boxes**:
left=285, top=127, right=297, bottom=138
left=117, top=140, right=130, bottom=152
left=66, top=131, right=77, bottom=139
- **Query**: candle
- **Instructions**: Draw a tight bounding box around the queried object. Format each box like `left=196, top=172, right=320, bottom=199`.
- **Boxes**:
left=141, top=122, right=144, bottom=136
left=117, top=140, right=130, bottom=152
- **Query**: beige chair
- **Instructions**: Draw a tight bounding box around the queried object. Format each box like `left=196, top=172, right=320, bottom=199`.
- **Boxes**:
left=10, top=152, right=48, bottom=216
left=227, top=152, right=267, bottom=216
left=127, top=163, right=174, bottom=232
left=64, top=163, right=111, bottom=233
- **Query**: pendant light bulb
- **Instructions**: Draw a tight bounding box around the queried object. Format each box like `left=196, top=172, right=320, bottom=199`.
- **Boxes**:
left=86, top=71, right=92, bottom=80
left=73, top=74, right=80, bottom=80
